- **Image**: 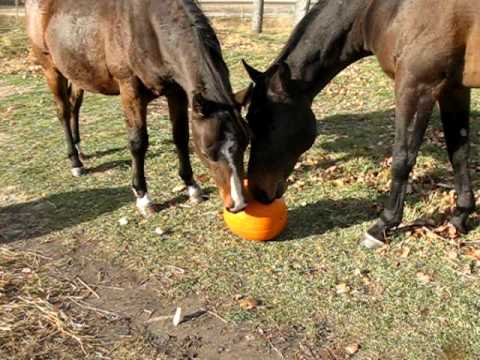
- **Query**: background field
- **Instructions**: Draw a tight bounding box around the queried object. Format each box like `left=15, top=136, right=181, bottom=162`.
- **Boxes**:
left=2, top=15, right=480, bottom=359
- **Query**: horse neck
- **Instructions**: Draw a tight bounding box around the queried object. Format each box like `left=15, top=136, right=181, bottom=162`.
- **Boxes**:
left=275, top=0, right=372, bottom=99
left=170, top=1, right=235, bottom=106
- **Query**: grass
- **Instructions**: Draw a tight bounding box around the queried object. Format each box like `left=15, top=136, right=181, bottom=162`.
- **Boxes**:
left=2, top=16, right=480, bottom=359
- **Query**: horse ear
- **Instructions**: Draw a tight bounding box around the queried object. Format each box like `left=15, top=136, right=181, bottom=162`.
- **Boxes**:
left=234, top=84, right=254, bottom=109
left=242, top=60, right=263, bottom=83
left=269, top=62, right=292, bottom=95
left=192, top=93, right=216, bottom=117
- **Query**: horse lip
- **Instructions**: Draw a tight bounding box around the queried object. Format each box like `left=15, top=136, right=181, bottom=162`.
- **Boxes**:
left=227, top=202, right=247, bottom=213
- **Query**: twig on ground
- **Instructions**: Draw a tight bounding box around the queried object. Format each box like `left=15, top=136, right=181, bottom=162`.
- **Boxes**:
left=267, top=338, right=285, bottom=359
left=68, top=297, right=119, bottom=320
left=76, top=277, right=100, bottom=299
left=207, top=310, right=229, bottom=324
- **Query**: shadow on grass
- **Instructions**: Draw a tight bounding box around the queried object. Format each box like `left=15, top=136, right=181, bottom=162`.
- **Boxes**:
left=280, top=197, right=378, bottom=241
left=316, top=109, right=480, bottom=165
left=0, top=187, right=131, bottom=243
left=88, top=160, right=131, bottom=174
left=0, top=186, right=218, bottom=243
left=82, top=146, right=125, bottom=160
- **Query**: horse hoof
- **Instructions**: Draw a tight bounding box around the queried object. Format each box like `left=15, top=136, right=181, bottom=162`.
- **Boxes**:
left=188, top=184, right=204, bottom=204
left=71, top=167, right=86, bottom=177
left=136, top=194, right=155, bottom=218
left=360, top=232, right=385, bottom=249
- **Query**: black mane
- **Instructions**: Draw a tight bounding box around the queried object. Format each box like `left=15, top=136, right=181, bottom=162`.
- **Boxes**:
left=179, top=0, right=234, bottom=103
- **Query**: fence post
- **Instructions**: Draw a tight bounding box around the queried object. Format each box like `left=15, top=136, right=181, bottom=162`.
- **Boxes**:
left=252, top=0, right=264, bottom=34
left=295, top=0, right=311, bottom=25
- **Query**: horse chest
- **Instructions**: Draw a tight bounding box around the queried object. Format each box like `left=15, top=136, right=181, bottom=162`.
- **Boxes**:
left=463, top=27, right=480, bottom=88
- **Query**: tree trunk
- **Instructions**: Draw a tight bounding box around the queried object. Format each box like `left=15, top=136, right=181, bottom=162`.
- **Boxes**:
left=252, top=0, right=265, bottom=34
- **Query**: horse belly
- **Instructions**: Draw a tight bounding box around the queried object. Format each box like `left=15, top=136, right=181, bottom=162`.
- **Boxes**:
left=45, top=13, right=120, bottom=95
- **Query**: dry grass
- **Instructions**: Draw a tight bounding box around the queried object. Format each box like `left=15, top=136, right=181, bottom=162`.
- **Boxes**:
left=2, top=15, right=480, bottom=360
left=0, top=248, right=99, bottom=359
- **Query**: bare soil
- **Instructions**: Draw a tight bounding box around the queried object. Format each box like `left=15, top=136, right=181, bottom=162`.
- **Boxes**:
left=4, top=237, right=286, bottom=360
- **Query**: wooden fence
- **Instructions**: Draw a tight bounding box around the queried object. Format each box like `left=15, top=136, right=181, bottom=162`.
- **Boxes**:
left=0, top=0, right=315, bottom=33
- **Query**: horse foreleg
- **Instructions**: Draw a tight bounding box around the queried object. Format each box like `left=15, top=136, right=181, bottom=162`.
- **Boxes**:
left=44, top=69, right=85, bottom=177
left=120, top=80, right=154, bottom=217
left=69, top=84, right=85, bottom=160
left=439, top=87, right=475, bottom=234
left=166, top=87, right=204, bottom=204
left=362, top=76, right=435, bottom=249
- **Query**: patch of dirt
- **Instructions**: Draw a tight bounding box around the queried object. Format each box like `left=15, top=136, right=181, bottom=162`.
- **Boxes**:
left=1, top=237, right=286, bottom=359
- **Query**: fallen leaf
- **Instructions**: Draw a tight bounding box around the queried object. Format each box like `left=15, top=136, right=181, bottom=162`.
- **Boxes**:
left=336, top=283, right=350, bottom=295
left=345, top=343, right=360, bottom=355
left=466, top=248, right=480, bottom=261
left=400, top=247, right=411, bottom=258
left=416, top=272, right=432, bottom=284
left=239, top=297, right=258, bottom=310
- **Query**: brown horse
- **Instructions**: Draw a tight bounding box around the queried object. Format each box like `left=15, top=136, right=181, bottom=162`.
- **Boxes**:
left=26, top=0, right=251, bottom=216
left=243, top=0, right=480, bottom=248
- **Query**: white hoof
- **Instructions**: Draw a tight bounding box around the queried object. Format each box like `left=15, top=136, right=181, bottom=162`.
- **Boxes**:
left=136, top=193, right=154, bottom=217
left=71, top=167, right=85, bottom=177
left=188, top=184, right=204, bottom=204
left=360, top=232, right=385, bottom=249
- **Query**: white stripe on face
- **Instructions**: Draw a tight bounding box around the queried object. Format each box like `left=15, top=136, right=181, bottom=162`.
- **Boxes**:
left=229, top=173, right=246, bottom=212
left=221, top=135, right=246, bottom=212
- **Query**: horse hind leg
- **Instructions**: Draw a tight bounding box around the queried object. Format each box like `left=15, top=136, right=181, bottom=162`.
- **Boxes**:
left=166, top=87, right=204, bottom=204
left=439, top=87, right=475, bottom=233
left=68, top=83, right=86, bottom=160
left=44, top=68, right=85, bottom=177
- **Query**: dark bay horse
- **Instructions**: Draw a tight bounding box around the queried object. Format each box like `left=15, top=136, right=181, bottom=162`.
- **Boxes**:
left=25, top=0, right=251, bottom=216
left=243, top=0, right=480, bottom=248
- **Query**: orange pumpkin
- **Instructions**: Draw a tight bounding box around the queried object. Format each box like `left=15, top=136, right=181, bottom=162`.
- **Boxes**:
left=223, top=181, right=288, bottom=241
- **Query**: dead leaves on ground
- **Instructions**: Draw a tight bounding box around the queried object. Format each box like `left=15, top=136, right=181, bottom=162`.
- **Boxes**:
left=238, top=296, right=259, bottom=311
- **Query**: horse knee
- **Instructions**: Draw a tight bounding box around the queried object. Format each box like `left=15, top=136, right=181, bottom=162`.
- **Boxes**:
left=391, top=154, right=409, bottom=180
left=128, top=129, right=149, bottom=155
left=457, top=191, right=475, bottom=212
left=56, top=103, right=71, bottom=121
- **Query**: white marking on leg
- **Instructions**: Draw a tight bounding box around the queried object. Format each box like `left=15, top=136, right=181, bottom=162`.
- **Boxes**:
left=188, top=183, right=203, bottom=203
left=136, top=193, right=153, bottom=217
left=460, top=128, right=468, bottom=137
left=360, top=232, right=385, bottom=250
left=75, top=143, right=82, bottom=154
left=71, top=167, right=84, bottom=177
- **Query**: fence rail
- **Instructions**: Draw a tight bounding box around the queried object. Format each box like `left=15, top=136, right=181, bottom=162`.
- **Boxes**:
left=0, top=0, right=317, bottom=33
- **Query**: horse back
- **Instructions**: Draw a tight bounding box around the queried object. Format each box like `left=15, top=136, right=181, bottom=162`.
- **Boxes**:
left=26, top=0, right=137, bottom=94
left=364, top=0, right=480, bottom=88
